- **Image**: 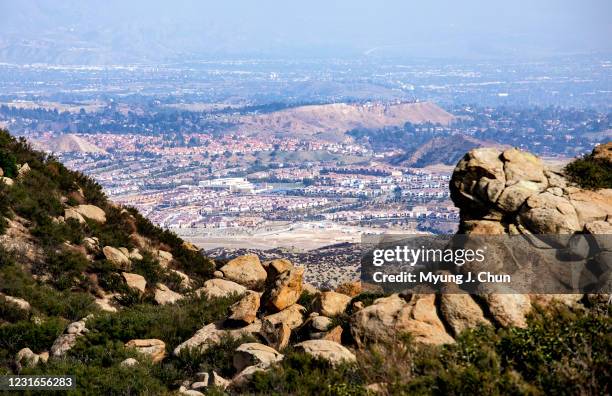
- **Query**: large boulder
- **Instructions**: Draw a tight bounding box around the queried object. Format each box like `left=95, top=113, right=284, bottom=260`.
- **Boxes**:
left=440, top=294, right=491, bottom=336
left=229, top=291, right=260, bottom=324
left=195, top=279, right=246, bottom=299
left=125, top=339, right=166, bottom=363
left=154, top=283, right=183, bottom=305
left=294, top=340, right=356, bottom=365
left=262, top=304, right=305, bottom=330
left=519, top=192, right=581, bottom=234
left=104, top=246, right=131, bottom=269
left=568, top=189, right=612, bottom=226
left=0, top=293, right=31, bottom=311
left=450, top=147, right=506, bottom=212
left=483, top=294, right=531, bottom=328
left=233, top=343, right=283, bottom=372
left=335, top=281, right=362, bottom=297
left=64, top=208, right=86, bottom=223
left=220, top=254, right=267, bottom=289
left=173, top=321, right=262, bottom=355
left=351, top=294, right=453, bottom=346
left=266, top=266, right=304, bottom=312
left=50, top=334, right=78, bottom=357
left=315, top=291, right=351, bottom=317
left=122, top=272, right=147, bottom=294
left=73, top=204, right=107, bottom=223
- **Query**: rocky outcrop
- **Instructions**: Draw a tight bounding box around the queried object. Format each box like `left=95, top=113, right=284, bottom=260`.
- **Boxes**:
left=350, top=294, right=454, bottom=346
left=50, top=319, right=89, bottom=357
left=125, top=339, right=166, bottom=363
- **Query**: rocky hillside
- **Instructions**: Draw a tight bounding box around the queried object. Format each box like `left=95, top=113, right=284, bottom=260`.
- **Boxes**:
left=0, top=130, right=610, bottom=395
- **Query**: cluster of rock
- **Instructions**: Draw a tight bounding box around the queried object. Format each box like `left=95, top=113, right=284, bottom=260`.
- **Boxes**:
left=0, top=162, right=30, bottom=186
left=168, top=254, right=359, bottom=393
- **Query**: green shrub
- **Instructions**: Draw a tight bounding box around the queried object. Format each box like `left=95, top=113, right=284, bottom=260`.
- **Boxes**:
left=0, top=264, right=96, bottom=320
left=0, top=149, right=18, bottom=178
left=86, top=294, right=239, bottom=350
left=565, top=154, right=612, bottom=189
left=0, top=318, right=66, bottom=355
left=33, top=249, right=90, bottom=290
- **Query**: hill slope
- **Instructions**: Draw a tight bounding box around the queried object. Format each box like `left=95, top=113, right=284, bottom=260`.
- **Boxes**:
left=0, top=130, right=609, bottom=394
left=238, top=101, right=455, bottom=140
left=42, top=134, right=107, bottom=154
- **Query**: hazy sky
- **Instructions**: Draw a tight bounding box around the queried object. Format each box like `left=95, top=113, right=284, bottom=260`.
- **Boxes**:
left=0, top=0, right=610, bottom=63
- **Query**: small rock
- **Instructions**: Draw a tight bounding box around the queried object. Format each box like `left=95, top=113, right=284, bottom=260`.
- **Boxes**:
left=263, top=304, right=305, bottom=330
left=322, top=325, right=343, bottom=343
left=335, top=281, right=362, bottom=297
left=16, top=348, right=39, bottom=368
left=157, top=250, right=173, bottom=267
left=120, top=358, right=138, bottom=367
left=233, top=343, right=283, bottom=372
left=311, top=316, right=333, bottom=331
left=66, top=320, right=87, bottom=334
left=125, top=339, right=166, bottom=363
left=213, top=270, right=224, bottom=278
left=64, top=208, right=85, bottom=223
left=211, top=371, right=230, bottom=389
left=1, top=293, right=31, bottom=311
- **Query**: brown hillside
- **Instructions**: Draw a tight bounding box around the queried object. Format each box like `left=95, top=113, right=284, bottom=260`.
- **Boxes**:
left=237, top=101, right=455, bottom=140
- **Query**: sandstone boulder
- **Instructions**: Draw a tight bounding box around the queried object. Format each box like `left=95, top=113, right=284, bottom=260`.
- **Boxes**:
left=1, top=177, right=14, bottom=186
left=64, top=208, right=86, bottom=223
left=233, top=343, right=283, bottom=372
left=262, top=304, right=305, bottom=330
left=50, top=334, right=78, bottom=357
left=483, top=293, right=531, bottom=328
left=440, top=294, right=491, bottom=336
left=259, top=319, right=291, bottom=351
left=1, top=293, right=31, bottom=311
left=266, top=266, right=304, bottom=312
left=519, top=192, right=581, bottom=234
left=73, top=204, right=106, bottom=223
left=229, top=291, right=260, bottom=324
left=311, top=315, right=333, bottom=331
left=315, top=291, right=351, bottom=317
left=294, top=340, right=356, bottom=365
left=322, top=325, right=343, bottom=343
left=351, top=294, right=453, bottom=346
left=220, top=254, right=267, bottom=289
left=104, top=246, right=131, bottom=269
left=154, top=284, right=183, bottom=305
left=173, top=321, right=262, bottom=355
left=122, top=272, right=146, bottom=294
left=195, top=279, right=246, bottom=299
left=125, top=339, right=166, bottom=363
left=16, top=348, right=40, bottom=369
